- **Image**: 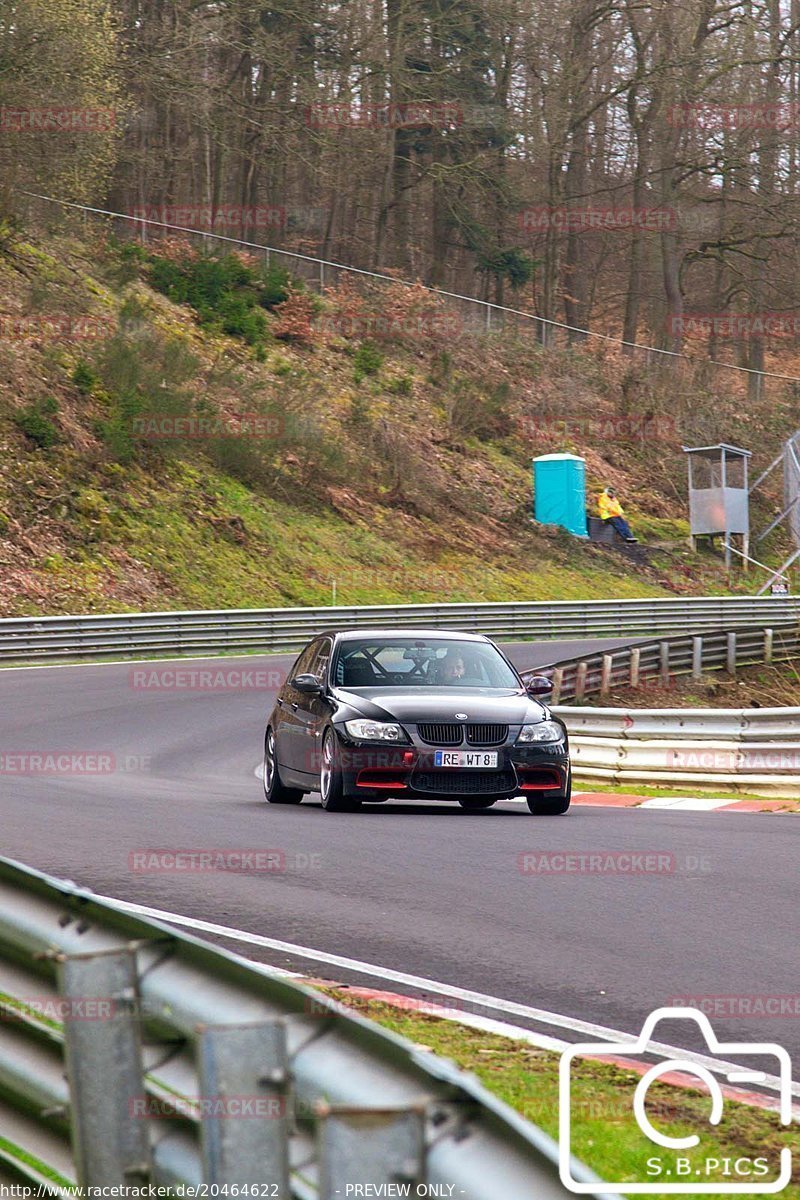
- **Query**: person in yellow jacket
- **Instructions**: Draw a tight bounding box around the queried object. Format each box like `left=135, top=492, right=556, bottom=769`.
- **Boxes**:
left=597, top=487, right=637, bottom=542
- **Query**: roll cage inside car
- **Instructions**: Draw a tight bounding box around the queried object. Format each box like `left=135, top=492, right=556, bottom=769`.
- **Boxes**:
left=337, top=643, right=431, bottom=683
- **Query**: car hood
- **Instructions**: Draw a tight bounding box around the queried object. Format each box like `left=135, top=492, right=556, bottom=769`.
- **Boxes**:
left=333, top=687, right=549, bottom=724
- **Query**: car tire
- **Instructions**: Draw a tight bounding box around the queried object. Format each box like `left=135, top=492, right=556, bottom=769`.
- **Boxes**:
left=525, top=771, right=571, bottom=815
left=263, top=728, right=304, bottom=804
left=320, top=728, right=362, bottom=812
left=458, top=797, right=497, bottom=809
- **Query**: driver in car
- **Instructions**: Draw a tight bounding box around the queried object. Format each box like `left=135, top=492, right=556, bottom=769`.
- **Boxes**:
left=438, top=651, right=466, bottom=683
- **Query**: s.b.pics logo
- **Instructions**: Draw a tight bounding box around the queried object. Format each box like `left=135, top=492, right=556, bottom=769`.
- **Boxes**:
left=559, top=1007, right=793, bottom=1194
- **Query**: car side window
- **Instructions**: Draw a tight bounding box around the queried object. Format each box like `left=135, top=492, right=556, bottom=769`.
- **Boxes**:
left=288, top=641, right=319, bottom=684
left=309, top=638, right=332, bottom=684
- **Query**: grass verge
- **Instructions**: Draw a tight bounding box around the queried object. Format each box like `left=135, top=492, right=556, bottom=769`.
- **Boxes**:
left=572, top=781, right=800, bottom=809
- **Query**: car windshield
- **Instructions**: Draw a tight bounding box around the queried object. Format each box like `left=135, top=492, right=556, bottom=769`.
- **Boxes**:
left=333, top=638, right=520, bottom=690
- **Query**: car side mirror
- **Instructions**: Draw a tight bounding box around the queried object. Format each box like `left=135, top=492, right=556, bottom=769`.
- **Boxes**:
left=526, top=674, right=553, bottom=697
left=291, top=673, right=323, bottom=694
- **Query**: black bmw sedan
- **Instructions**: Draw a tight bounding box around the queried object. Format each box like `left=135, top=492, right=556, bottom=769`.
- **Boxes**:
left=262, top=629, right=570, bottom=813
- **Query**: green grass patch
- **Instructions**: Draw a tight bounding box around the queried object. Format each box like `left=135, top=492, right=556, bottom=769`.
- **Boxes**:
left=12, top=398, right=59, bottom=449
left=137, top=244, right=295, bottom=347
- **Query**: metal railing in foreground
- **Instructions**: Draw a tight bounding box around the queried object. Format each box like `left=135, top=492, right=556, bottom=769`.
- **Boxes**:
left=1, top=596, right=798, bottom=664
left=0, top=856, right=611, bottom=1199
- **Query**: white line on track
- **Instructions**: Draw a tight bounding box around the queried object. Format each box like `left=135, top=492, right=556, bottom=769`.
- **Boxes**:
left=92, top=889, right=798, bottom=1096
left=638, top=796, right=735, bottom=811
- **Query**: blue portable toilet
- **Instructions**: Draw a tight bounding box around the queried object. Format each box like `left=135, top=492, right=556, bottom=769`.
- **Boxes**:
left=532, top=453, right=588, bottom=537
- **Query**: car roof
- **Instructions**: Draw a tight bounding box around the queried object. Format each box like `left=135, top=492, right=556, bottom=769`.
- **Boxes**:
left=321, top=628, right=492, bottom=644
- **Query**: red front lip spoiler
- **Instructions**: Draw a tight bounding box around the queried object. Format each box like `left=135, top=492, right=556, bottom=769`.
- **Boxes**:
left=517, top=768, right=563, bottom=791
left=356, top=769, right=409, bottom=789
left=356, top=765, right=564, bottom=791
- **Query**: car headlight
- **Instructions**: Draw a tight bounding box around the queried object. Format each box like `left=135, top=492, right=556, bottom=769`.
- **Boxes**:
left=344, top=719, right=408, bottom=743
left=516, top=720, right=563, bottom=744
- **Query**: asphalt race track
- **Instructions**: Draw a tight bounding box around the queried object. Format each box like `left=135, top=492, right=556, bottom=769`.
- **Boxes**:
left=1, top=638, right=798, bottom=1078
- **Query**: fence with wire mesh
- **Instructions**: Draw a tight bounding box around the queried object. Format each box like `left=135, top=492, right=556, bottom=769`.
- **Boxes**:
left=19, top=189, right=800, bottom=412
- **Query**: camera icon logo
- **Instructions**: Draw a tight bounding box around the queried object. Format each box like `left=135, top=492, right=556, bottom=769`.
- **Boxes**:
left=559, top=1006, right=793, bottom=1194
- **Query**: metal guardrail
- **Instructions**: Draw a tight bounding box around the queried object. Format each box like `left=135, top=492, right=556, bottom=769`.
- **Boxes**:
left=526, top=625, right=800, bottom=796
left=556, top=707, right=800, bottom=798
left=526, top=623, right=799, bottom=704
left=562, top=707, right=800, bottom=742
left=0, top=856, right=611, bottom=1198
left=1, top=597, right=799, bottom=664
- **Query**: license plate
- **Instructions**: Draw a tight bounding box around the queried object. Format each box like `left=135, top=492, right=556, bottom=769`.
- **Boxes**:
left=433, top=750, right=498, bottom=768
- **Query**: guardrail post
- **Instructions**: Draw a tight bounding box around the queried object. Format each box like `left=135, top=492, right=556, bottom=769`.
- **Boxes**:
left=659, top=641, right=670, bottom=687
left=551, top=666, right=563, bottom=704
left=727, top=631, right=737, bottom=675
left=198, top=1021, right=290, bottom=1189
left=58, top=948, right=151, bottom=1186
left=575, top=661, right=588, bottom=701
left=764, top=627, right=774, bottom=665
left=691, top=636, right=703, bottom=680
left=629, top=647, right=640, bottom=688
left=318, top=1105, right=426, bottom=1200
left=600, top=654, right=613, bottom=696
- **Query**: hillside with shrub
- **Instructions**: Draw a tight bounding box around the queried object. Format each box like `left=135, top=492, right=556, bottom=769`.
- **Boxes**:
left=0, top=220, right=796, bottom=617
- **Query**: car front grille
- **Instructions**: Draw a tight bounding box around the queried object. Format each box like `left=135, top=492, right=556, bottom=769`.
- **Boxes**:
left=465, top=723, right=509, bottom=746
left=412, top=770, right=516, bottom=795
left=416, top=723, right=463, bottom=746
left=416, top=723, right=509, bottom=747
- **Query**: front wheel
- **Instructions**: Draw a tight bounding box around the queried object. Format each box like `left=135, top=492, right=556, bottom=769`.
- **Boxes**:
left=458, top=797, right=497, bottom=810
left=263, top=728, right=304, bottom=804
left=525, top=771, right=571, bottom=815
left=320, top=728, right=362, bottom=812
